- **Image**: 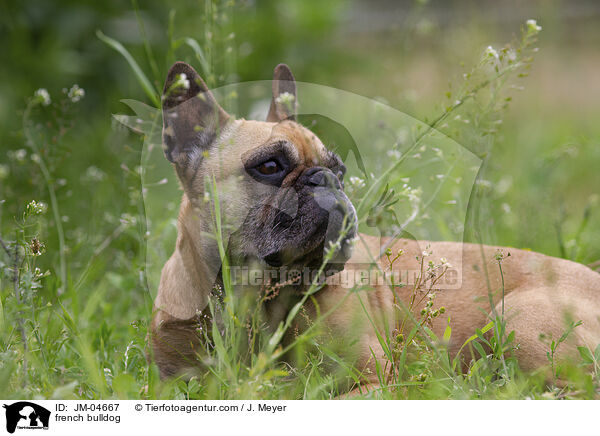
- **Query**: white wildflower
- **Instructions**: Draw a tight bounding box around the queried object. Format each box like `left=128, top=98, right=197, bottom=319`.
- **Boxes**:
left=9, top=149, right=27, bottom=161
left=34, top=88, right=51, bottom=106
left=484, top=46, right=499, bottom=60
left=440, top=257, right=452, bottom=268
left=526, top=19, right=542, bottom=35
left=349, top=176, right=366, bottom=189
left=67, top=84, right=85, bottom=102
left=26, top=200, right=47, bottom=216
left=275, top=91, right=296, bottom=109
left=174, top=73, right=190, bottom=90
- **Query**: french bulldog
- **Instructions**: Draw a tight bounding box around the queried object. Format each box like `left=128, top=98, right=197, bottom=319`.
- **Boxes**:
left=150, top=61, right=600, bottom=389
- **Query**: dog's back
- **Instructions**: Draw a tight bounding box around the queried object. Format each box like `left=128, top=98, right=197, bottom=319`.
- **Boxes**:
left=313, top=235, right=600, bottom=375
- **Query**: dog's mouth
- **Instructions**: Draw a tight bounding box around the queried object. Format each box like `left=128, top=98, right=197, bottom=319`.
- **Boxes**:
left=260, top=196, right=358, bottom=271
left=262, top=225, right=357, bottom=270
left=263, top=243, right=323, bottom=268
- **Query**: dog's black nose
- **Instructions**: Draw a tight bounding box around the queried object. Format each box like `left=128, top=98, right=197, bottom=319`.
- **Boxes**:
left=305, top=167, right=341, bottom=189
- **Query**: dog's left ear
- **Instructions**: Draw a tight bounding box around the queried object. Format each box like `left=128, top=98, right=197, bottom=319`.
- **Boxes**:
left=162, top=62, right=229, bottom=167
left=266, top=63, right=297, bottom=122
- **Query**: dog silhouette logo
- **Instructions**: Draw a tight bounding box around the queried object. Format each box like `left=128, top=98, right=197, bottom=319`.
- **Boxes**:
left=2, top=402, right=50, bottom=433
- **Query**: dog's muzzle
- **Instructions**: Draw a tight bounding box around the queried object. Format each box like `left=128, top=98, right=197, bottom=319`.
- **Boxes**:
left=307, top=168, right=358, bottom=265
left=264, top=167, right=357, bottom=267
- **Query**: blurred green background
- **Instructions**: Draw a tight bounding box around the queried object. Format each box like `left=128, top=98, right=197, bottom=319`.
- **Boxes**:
left=0, top=0, right=599, bottom=398
left=2, top=0, right=598, bottom=263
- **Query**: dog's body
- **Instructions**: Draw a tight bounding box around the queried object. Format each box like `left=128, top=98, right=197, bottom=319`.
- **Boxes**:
left=151, top=62, right=600, bottom=384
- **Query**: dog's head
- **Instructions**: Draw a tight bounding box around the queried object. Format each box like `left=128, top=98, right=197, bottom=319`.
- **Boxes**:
left=162, top=62, right=358, bottom=274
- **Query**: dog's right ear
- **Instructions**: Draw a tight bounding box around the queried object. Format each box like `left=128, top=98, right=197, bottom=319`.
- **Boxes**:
left=162, top=62, right=229, bottom=166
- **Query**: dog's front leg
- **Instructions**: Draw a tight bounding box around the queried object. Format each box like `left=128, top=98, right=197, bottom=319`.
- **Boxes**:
left=150, top=309, right=204, bottom=379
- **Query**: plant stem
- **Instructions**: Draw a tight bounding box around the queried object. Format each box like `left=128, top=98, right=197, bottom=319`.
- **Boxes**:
left=1, top=233, right=29, bottom=384
left=498, top=259, right=505, bottom=319
left=23, top=101, right=68, bottom=293
left=356, top=60, right=522, bottom=221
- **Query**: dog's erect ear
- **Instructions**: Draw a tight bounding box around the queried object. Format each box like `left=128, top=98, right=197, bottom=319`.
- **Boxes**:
left=162, top=62, right=229, bottom=166
left=266, top=63, right=297, bottom=122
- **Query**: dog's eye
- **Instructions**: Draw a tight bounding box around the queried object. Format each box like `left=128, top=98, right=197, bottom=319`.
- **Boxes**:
left=245, top=154, right=290, bottom=185
left=256, top=160, right=282, bottom=175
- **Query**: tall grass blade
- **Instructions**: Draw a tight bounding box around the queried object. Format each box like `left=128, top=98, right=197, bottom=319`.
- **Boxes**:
left=96, top=30, right=161, bottom=107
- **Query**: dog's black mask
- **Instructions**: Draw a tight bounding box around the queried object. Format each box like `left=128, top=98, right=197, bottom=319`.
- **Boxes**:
left=234, top=164, right=357, bottom=272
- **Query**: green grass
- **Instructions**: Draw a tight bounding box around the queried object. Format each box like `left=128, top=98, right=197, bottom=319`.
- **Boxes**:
left=1, top=1, right=599, bottom=400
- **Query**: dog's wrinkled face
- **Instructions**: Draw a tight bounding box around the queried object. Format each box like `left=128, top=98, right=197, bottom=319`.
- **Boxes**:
left=162, top=62, right=357, bottom=274
left=235, top=119, right=357, bottom=269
